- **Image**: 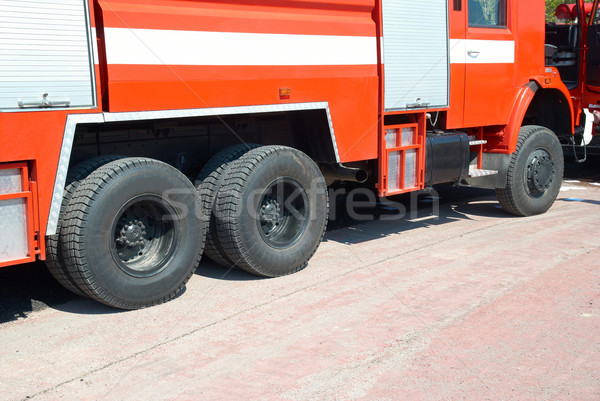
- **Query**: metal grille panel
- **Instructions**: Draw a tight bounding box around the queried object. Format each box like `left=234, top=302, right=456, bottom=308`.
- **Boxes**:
left=382, top=0, right=449, bottom=111
left=0, top=0, right=95, bottom=110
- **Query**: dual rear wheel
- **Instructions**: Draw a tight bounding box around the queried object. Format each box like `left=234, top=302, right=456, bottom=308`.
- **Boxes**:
left=210, top=146, right=329, bottom=277
left=197, top=145, right=329, bottom=277
left=47, top=157, right=205, bottom=309
left=46, top=146, right=329, bottom=309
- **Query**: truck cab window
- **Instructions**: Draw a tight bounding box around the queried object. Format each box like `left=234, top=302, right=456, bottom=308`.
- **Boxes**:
left=468, top=0, right=507, bottom=27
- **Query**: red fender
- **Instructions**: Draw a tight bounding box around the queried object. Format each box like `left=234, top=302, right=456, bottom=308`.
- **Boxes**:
left=504, top=71, right=574, bottom=154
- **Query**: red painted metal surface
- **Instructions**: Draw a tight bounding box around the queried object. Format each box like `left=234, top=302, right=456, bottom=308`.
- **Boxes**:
left=96, top=0, right=380, bottom=163
left=0, top=0, right=586, bottom=266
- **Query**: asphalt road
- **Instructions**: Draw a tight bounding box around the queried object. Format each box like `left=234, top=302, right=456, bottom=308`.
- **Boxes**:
left=1, top=159, right=599, bottom=400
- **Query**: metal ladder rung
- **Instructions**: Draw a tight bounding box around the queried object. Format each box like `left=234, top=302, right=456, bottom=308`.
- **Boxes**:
left=468, top=166, right=498, bottom=177
left=468, top=136, right=487, bottom=146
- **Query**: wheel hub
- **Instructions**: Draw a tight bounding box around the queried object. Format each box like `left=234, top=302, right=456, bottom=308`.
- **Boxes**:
left=117, top=220, right=147, bottom=247
left=111, top=197, right=177, bottom=276
left=256, top=178, right=309, bottom=249
left=526, top=150, right=555, bottom=197
left=116, top=219, right=149, bottom=261
left=260, top=199, right=281, bottom=235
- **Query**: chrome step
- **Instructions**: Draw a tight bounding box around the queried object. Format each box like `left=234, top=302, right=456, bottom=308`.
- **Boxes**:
left=469, top=139, right=487, bottom=146
left=468, top=166, right=498, bottom=177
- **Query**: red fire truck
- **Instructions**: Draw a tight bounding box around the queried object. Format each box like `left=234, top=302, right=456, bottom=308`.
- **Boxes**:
left=0, top=0, right=597, bottom=309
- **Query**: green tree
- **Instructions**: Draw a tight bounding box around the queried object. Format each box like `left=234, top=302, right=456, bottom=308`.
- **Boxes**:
left=479, top=0, right=498, bottom=22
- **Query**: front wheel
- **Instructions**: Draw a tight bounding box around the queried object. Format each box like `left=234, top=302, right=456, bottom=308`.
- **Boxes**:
left=496, top=125, right=564, bottom=216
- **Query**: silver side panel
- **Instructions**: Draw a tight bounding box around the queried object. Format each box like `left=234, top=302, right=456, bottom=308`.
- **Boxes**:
left=0, top=0, right=96, bottom=110
left=46, top=102, right=339, bottom=235
left=46, top=113, right=103, bottom=236
left=382, top=0, right=449, bottom=111
left=0, top=169, right=28, bottom=264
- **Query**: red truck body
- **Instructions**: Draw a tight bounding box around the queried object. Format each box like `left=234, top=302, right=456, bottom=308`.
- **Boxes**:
left=0, top=0, right=595, bottom=307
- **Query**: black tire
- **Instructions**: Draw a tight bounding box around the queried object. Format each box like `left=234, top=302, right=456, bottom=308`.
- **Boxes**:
left=196, top=144, right=261, bottom=268
left=496, top=125, right=564, bottom=216
left=62, top=158, right=204, bottom=309
left=215, top=146, right=328, bottom=277
left=45, top=155, right=124, bottom=297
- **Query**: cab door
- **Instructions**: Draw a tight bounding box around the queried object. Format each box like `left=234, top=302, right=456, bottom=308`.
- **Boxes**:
left=461, top=0, right=516, bottom=127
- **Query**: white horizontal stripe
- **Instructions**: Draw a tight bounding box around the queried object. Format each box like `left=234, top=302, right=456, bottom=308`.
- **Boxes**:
left=449, top=39, right=514, bottom=64
left=104, top=28, right=377, bottom=66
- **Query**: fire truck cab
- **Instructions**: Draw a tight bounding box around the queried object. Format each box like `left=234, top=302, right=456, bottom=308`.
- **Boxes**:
left=546, top=0, right=600, bottom=154
left=0, top=0, right=586, bottom=308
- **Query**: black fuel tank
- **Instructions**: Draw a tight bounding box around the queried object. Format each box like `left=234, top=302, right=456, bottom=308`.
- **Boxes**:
left=424, top=132, right=470, bottom=186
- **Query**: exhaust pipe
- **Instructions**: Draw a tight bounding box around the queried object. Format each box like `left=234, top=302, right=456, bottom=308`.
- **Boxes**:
left=320, top=164, right=368, bottom=183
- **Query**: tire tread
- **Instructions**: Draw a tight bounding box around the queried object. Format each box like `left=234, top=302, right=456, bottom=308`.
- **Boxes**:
left=496, top=125, right=563, bottom=216
left=215, top=146, right=328, bottom=276
left=62, top=157, right=202, bottom=309
left=196, top=144, right=260, bottom=267
left=45, top=155, right=124, bottom=296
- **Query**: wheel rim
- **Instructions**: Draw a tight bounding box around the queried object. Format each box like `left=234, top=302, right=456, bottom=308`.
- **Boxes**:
left=257, top=178, right=309, bottom=249
left=110, top=194, right=180, bottom=277
left=524, top=148, right=555, bottom=198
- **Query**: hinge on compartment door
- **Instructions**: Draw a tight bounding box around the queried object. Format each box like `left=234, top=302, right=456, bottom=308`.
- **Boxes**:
left=29, top=180, right=43, bottom=257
